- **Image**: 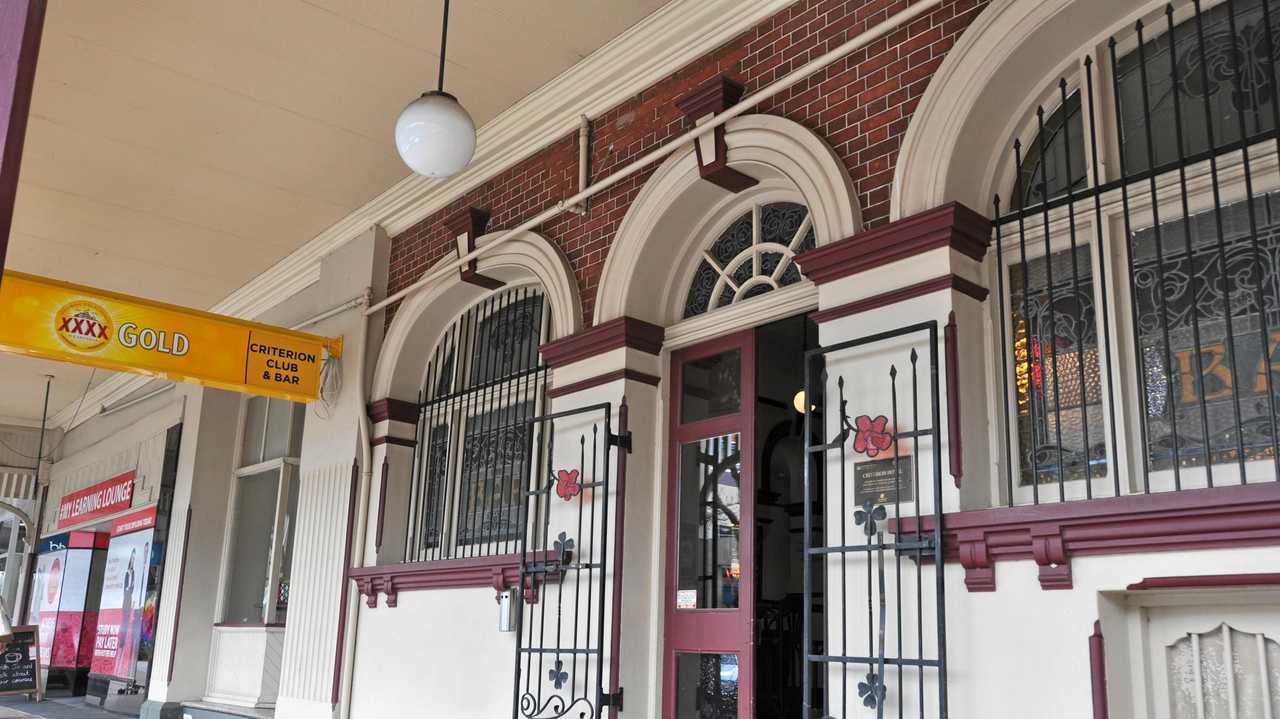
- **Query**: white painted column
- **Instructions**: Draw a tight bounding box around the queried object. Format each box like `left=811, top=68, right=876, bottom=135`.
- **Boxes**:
left=274, top=227, right=388, bottom=719
left=141, top=385, right=242, bottom=718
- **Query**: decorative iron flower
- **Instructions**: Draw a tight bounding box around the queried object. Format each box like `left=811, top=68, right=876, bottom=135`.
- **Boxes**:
left=857, top=670, right=886, bottom=709
left=555, top=469, right=582, bottom=501
left=854, top=500, right=887, bottom=537
left=553, top=532, right=575, bottom=564
left=547, top=659, right=569, bottom=690
left=852, top=415, right=893, bottom=457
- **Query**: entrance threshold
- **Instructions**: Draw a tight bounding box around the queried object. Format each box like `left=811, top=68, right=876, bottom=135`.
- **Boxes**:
left=179, top=702, right=272, bottom=719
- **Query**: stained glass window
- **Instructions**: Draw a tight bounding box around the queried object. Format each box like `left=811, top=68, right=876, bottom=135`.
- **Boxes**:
left=1009, top=245, right=1108, bottom=484
left=1012, top=92, right=1088, bottom=211
left=683, top=202, right=816, bottom=319
left=408, top=286, right=550, bottom=560
left=1130, top=193, right=1280, bottom=471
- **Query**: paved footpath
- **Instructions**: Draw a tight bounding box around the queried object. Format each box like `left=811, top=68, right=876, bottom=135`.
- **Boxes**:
left=0, top=696, right=127, bottom=719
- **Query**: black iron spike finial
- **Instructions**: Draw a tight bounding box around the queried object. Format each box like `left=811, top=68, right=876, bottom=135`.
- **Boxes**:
left=1165, top=3, right=1174, bottom=17
left=1134, top=18, right=1144, bottom=33
left=910, top=347, right=918, bottom=363
left=993, top=193, right=1002, bottom=213
left=1108, top=35, right=1117, bottom=49
left=838, top=375, right=845, bottom=389
left=1059, top=77, right=1068, bottom=91
left=889, top=365, right=898, bottom=379
left=1084, top=54, right=1093, bottom=68
left=1036, top=105, right=1045, bottom=121
left=1013, top=137, right=1022, bottom=152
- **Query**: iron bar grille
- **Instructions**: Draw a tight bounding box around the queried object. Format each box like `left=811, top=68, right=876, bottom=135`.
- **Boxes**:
left=993, top=0, right=1280, bottom=506
left=404, top=285, right=550, bottom=561
left=512, top=401, right=625, bottom=719
left=803, top=322, right=947, bottom=719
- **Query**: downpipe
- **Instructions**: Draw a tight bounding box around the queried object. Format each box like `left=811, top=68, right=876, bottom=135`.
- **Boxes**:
left=338, top=288, right=373, bottom=719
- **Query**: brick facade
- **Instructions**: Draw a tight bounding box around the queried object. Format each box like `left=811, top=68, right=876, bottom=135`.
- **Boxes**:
left=386, top=0, right=987, bottom=327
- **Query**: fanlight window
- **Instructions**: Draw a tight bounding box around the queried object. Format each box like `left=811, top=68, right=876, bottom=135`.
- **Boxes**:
left=682, top=201, right=816, bottom=319
left=1165, top=623, right=1280, bottom=718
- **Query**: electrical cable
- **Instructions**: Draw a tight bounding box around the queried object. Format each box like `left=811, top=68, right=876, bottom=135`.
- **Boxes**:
left=0, top=369, right=96, bottom=462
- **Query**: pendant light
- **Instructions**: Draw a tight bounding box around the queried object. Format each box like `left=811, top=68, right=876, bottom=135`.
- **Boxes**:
left=395, top=0, right=476, bottom=177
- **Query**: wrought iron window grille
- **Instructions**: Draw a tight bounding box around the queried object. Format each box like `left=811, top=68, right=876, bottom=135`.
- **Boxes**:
left=992, top=0, right=1280, bottom=507
left=404, top=285, right=551, bottom=562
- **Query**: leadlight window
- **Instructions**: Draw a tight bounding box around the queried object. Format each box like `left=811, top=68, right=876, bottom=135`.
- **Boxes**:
left=405, top=286, right=549, bottom=561
left=994, top=0, right=1280, bottom=503
left=682, top=201, right=816, bottom=319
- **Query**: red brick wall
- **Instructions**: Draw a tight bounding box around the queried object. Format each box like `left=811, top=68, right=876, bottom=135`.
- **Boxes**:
left=386, top=0, right=987, bottom=328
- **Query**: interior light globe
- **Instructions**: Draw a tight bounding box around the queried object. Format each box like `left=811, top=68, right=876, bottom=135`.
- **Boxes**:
left=395, top=91, right=476, bottom=177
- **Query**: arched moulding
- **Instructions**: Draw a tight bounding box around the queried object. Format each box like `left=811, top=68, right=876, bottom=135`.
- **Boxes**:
left=593, top=114, right=860, bottom=328
left=372, top=229, right=582, bottom=402
left=890, top=0, right=1146, bottom=220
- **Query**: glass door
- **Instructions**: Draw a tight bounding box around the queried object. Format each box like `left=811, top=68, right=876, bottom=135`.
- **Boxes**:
left=665, top=330, right=755, bottom=719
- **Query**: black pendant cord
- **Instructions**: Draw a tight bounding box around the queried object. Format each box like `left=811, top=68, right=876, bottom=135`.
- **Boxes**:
left=437, top=0, right=451, bottom=93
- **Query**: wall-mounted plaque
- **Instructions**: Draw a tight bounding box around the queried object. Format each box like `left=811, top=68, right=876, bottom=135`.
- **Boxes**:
left=854, top=456, right=915, bottom=506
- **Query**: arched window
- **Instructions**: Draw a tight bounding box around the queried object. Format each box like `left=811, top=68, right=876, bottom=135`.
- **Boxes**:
left=682, top=201, right=816, bottom=319
left=993, top=0, right=1280, bottom=503
left=405, top=285, right=550, bottom=560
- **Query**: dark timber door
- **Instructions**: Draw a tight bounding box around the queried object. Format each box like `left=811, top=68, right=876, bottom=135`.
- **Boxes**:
left=512, top=400, right=630, bottom=719
left=665, top=330, right=756, bottom=719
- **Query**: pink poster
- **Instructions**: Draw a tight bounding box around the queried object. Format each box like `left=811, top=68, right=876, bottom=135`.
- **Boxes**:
left=33, top=549, right=66, bottom=664
left=91, top=508, right=156, bottom=680
left=48, top=547, right=93, bottom=668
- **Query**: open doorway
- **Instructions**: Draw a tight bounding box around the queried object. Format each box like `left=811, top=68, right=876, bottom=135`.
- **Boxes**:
left=753, top=315, right=818, bottom=719
left=664, top=313, right=820, bottom=719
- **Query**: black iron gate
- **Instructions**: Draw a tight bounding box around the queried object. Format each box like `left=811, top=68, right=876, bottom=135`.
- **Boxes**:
left=802, top=321, right=948, bottom=718
left=512, top=400, right=630, bottom=719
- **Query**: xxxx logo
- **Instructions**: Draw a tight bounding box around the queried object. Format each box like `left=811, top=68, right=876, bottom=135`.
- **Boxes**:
left=54, top=300, right=112, bottom=351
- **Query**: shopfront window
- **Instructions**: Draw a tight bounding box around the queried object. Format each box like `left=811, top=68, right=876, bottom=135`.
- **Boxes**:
left=223, top=398, right=303, bottom=625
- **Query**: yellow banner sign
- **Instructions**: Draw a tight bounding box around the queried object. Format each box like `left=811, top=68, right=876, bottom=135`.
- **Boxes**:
left=0, top=271, right=343, bottom=402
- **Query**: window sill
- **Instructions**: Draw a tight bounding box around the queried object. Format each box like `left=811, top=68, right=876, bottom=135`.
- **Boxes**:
left=349, top=552, right=555, bottom=609
left=894, top=481, right=1280, bottom=592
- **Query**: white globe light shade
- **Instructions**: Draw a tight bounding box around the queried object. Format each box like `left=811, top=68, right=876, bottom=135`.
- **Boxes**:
left=395, top=91, right=476, bottom=177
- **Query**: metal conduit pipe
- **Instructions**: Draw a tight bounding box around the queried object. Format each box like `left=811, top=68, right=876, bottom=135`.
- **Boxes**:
left=365, top=0, right=942, bottom=318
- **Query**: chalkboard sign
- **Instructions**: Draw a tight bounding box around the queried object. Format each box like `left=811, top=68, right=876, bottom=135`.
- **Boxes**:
left=854, top=455, right=915, bottom=506
left=0, top=626, right=40, bottom=696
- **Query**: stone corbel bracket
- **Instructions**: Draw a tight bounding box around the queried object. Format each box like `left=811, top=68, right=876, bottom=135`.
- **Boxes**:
left=897, top=482, right=1280, bottom=592
left=675, top=75, right=758, bottom=193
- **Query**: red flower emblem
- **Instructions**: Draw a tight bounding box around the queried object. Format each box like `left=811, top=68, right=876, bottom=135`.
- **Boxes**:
left=555, top=469, right=581, bottom=501
left=853, top=415, right=893, bottom=458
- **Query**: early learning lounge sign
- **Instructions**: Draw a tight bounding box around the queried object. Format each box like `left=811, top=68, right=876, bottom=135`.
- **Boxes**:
left=0, top=271, right=342, bottom=402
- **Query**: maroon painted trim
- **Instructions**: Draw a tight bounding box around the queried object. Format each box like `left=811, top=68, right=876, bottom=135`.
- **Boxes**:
left=348, top=552, right=556, bottom=608
left=1126, top=573, right=1280, bottom=591
left=166, top=506, right=193, bottom=684
left=676, top=75, right=746, bottom=117
left=331, top=460, right=359, bottom=706
left=0, top=0, right=44, bottom=281
left=1089, top=621, right=1109, bottom=719
left=367, top=398, right=419, bottom=424
left=375, top=457, right=388, bottom=553
left=810, top=274, right=987, bottom=323
left=664, top=329, right=756, bottom=719
left=894, top=482, right=1280, bottom=591
left=944, top=312, right=962, bottom=488
left=798, top=203, right=992, bottom=285
left=547, top=368, right=661, bottom=399
left=539, top=316, right=665, bottom=368
left=371, top=435, right=416, bottom=448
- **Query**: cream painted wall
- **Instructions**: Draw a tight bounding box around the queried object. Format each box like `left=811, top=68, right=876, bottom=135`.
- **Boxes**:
left=349, top=588, right=517, bottom=718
